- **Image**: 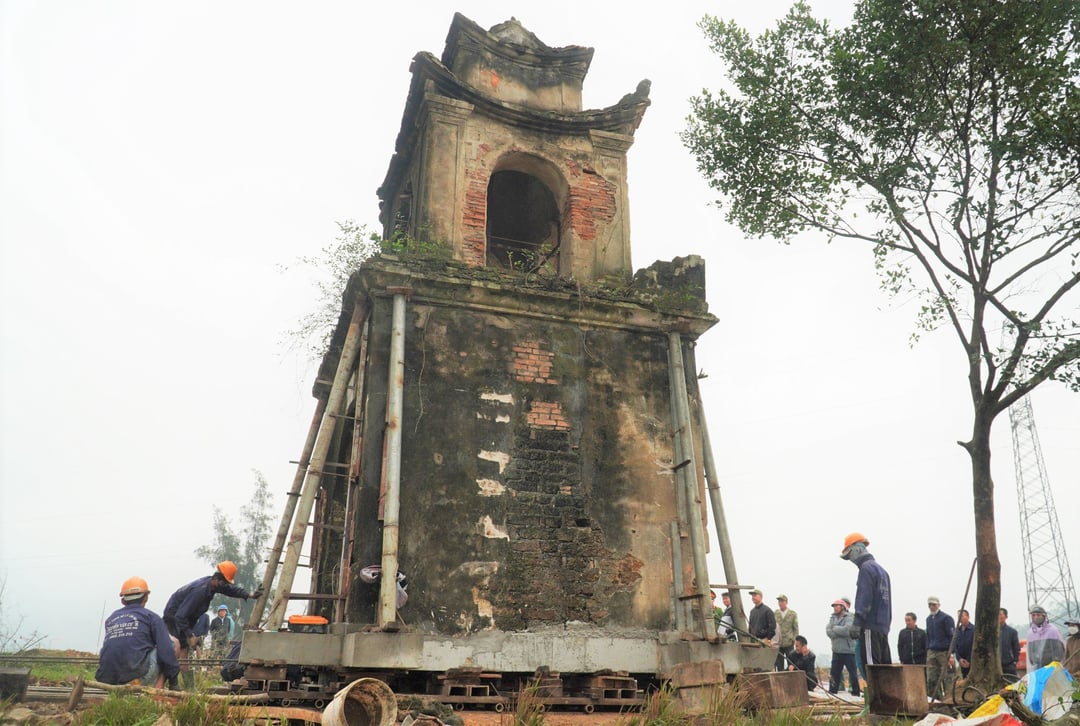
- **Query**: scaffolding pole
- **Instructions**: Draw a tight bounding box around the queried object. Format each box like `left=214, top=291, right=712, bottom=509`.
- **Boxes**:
left=264, top=301, right=366, bottom=630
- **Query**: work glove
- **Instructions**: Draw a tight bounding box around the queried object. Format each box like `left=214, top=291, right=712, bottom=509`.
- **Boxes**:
left=849, top=626, right=862, bottom=641
left=250, top=584, right=265, bottom=599
left=186, top=635, right=201, bottom=650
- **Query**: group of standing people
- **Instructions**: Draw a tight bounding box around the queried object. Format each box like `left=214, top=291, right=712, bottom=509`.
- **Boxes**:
left=95, top=561, right=261, bottom=689
left=710, top=532, right=890, bottom=694
left=711, top=587, right=821, bottom=691
left=716, top=531, right=1080, bottom=703
left=894, top=599, right=1078, bottom=696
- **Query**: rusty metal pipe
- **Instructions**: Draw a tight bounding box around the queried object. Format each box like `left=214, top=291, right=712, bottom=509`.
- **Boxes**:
left=247, top=396, right=327, bottom=629
left=666, top=366, right=692, bottom=632
left=336, top=319, right=370, bottom=623
left=668, top=332, right=716, bottom=640
left=265, top=301, right=366, bottom=630
left=378, top=292, right=407, bottom=627
left=670, top=521, right=688, bottom=632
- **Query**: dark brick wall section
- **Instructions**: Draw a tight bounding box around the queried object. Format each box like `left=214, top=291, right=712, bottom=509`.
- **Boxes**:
left=567, top=162, right=617, bottom=241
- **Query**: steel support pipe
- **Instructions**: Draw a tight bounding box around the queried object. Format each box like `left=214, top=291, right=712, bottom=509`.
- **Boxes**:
left=335, top=319, right=370, bottom=623
left=265, top=301, right=366, bottom=630
left=378, top=292, right=407, bottom=628
left=668, top=332, right=716, bottom=641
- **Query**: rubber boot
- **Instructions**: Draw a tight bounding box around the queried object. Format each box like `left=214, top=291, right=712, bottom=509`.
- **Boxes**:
left=182, top=669, right=196, bottom=691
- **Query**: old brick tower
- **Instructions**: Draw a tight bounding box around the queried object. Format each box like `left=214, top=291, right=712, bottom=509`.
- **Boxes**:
left=377, top=14, right=649, bottom=284
left=246, top=14, right=767, bottom=694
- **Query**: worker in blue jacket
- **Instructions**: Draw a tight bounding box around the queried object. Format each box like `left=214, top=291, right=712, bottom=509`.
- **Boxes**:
left=97, top=576, right=180, bottom=689
left=163, top=561, right=261, bottom=686
left=953, top=609, right=975, bottom=677
left=841, top=532, right=893, bottom=668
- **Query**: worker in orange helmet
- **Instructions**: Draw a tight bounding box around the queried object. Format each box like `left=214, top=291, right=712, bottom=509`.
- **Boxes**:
left=840, top=532, right=893, bottom=677
left=97, top=577, right=181, bottom=689
left=162, top=562, right=263, bottom=687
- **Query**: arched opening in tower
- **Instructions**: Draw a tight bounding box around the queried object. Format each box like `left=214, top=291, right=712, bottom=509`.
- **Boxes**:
left=486, top=170, right=560, bottom=272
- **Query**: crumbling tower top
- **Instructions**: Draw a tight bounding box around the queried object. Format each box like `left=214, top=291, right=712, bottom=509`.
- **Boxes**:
left=378, top=13, right=651, bottom=283
left=441, top=14, right=594, bottom=112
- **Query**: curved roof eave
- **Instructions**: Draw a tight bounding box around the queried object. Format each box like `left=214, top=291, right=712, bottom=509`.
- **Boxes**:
left=378, top=52, right=650, bottom=209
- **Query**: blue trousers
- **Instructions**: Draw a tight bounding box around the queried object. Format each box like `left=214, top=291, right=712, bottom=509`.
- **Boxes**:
left=830, top=652, right=860, bottom=695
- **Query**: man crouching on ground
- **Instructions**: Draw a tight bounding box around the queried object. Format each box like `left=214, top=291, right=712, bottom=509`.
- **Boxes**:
left=96, top=576, right=180, bottom=689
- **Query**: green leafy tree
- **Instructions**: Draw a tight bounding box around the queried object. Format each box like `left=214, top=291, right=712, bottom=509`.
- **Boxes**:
left=683, top=0, right=1080, bottom=690
left=195, top=470, right=275, bottom=627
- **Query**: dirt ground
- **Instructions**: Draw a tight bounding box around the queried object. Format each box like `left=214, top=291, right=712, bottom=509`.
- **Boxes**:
left=456, top=708, right=627, bottom=725
left=3, top=700, right=620, bottom=725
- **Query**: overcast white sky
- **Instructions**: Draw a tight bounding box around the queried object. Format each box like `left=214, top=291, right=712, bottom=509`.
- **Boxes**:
left=2, top=2, right=1077, bottom=655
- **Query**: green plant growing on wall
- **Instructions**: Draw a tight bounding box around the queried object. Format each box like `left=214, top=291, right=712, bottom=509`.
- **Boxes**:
left=504, top=242, right=558, bottom=286
left=380, top=226, right=451, bottom=260
left=281, top=220, right=382, bottom=360
left=283, top=221, right=451, bottom=360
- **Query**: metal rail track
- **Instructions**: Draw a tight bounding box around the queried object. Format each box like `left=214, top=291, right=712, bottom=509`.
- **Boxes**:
left=0, top=654, right=227, bottom=667
left=24, top=683, right=108, bottom=701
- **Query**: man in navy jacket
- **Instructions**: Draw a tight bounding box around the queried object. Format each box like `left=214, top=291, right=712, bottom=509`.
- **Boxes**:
left=953, top=609, right=975, bottom=677
left=841, top=532, right=893, bottom=668
left=925, top=596, right=955, bottom=698
left=163, top=561, right=261, bottom=686
left=97, top=577, right=180, bottom=689
left=999, top=608, right=1020, bottom=677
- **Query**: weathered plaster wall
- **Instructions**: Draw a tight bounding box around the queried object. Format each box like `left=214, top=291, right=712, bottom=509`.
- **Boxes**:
left=343, top=273, right=692, bottom=636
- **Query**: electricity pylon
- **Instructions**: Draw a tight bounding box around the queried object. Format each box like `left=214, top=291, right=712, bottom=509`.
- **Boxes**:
left=1008, top=394, right=1079, bottom=623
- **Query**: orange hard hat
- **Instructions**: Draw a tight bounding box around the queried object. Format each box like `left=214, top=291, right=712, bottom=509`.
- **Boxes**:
left=841, top=532, right=868, bottom=552
left=120, top=576, right=149, bottom=601
left=217, top=561, right=238, bottom=584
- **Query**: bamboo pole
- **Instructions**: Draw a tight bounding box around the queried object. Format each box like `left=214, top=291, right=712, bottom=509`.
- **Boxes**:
left=265, top=301, right=366, bottom=630
left=86, top=680, right=270, bottom=702
left=685, top=343, right=748, bottom=634
left=247, top=397, right=327, bottom=629
left=668, top=332, right=716, bottom=640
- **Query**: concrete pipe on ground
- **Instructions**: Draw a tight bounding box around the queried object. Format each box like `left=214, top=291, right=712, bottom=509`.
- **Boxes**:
left=321, top=678, right=397, bottom=726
